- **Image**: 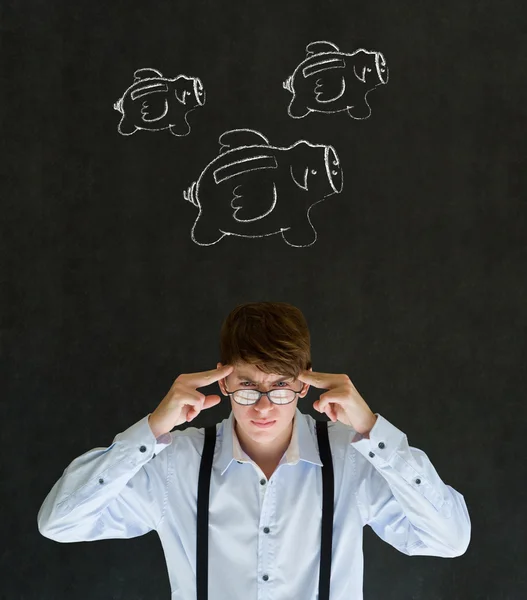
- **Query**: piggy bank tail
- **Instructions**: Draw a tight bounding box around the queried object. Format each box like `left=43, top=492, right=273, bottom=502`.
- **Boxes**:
left=183, top=181, right=199, bottom=208
left=113, top=97, right=123, bottom=113
left=283, top=75, right=293, bottom=93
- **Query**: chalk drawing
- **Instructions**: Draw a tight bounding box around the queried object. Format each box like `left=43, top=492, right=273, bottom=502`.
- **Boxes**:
left=114, top=68, right=205, bottom=136
left=283, top=41, right=388, bottom=120
left=183, top=129, right=343, bottom=247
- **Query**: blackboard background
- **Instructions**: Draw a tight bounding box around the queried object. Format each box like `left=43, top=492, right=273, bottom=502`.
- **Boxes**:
left=2, top=0, right=526, bottom=598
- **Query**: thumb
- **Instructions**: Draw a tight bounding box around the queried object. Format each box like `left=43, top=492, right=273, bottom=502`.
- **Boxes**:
left=205, top=394, right=221, bottom=407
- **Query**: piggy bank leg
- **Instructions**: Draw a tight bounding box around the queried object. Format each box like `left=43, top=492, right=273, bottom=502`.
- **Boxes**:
left=190, top=214, right=226, bottom=246
left=287, top=97, right=310, bottom=119
left=169, top=118, right=191, bottom=136
left=347, top=97, right=372, bottom=120
left=281, top=215, right=318, bottom=247
left=118, top=116, right=139, bottom=135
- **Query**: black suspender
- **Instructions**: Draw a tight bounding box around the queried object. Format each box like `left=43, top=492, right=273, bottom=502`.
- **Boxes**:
left=196, top=419, right=334, bottom=599
left=316, top=419, right=335, bottom=600
left=196, top=425, right=216, bottom=600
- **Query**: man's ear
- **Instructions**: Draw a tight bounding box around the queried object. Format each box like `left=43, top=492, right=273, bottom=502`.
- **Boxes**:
left=216, top=361, right=227, bottom=396
left=300, top=367, right=312, bottom=397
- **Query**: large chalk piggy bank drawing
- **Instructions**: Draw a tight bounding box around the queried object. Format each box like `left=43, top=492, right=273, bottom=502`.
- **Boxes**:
left=183, top=129, right=343, bottom=247
left=283, top=41, right=388, bottom=120
left=114, top=68, right=205, bottom=136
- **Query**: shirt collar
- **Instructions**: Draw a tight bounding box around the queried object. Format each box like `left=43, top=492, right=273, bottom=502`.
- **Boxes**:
left=216, top=408, right=324, bottom=476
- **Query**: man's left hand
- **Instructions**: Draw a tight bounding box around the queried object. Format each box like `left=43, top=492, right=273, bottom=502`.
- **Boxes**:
left=297, top=370, right=377, bottom=435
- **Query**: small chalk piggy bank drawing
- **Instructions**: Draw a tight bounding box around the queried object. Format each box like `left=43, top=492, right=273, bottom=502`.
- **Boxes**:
left=283, top=40, right=388, bottom=120
left=114, top=68, right=205, bottom=136
left=184, top=129, right=343, bottom=247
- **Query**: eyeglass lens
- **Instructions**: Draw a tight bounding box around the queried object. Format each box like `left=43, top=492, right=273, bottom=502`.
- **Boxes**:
left=233, top=389, right=296, bottom=405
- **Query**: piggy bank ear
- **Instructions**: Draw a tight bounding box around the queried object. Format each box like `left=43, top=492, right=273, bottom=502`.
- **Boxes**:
left=218, top=129, right=270, bottom=153
left=306, top=41, right=340, bottom=56
left=133, top=68, right=163, bottom=81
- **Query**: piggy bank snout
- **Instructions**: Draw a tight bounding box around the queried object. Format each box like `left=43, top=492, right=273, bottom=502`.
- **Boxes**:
left=375, top=52, right=389, bottom=84
left=193, top=77, right=206, bottom=106
left=324, top=146, right=343, bottom=194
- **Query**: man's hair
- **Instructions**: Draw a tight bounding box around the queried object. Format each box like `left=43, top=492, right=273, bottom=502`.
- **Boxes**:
left=219, top=302, right=312, bottom=379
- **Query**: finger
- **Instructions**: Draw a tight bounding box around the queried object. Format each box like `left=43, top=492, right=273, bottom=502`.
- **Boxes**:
left=317, top=393, right=340, bottom=416
left=297, top=370, right=338, bottom=388
left=314, top=400, right=325, bottom=414
left=186, top=397, right=206, bottom=421
left=188, top=394, right=221, bottom=421
left=183, top=364, right=234, bottom=389
left=203, top=394, right=222, bottom=408
left=314, top=400, right=334, bottom=422
left=320, top=403, right=335, bottom=422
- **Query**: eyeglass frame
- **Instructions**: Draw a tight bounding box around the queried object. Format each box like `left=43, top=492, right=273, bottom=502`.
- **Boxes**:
left=224, top=383, right=305, bottom=405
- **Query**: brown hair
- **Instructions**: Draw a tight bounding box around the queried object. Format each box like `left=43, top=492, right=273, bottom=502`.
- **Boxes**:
left=219, top=302, right=312, bottom=379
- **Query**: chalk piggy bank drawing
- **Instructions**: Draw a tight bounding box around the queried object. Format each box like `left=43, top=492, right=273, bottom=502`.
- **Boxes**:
left=183, top=129, right=343, bottom=247
left=114, top=68, right=205, bottom=136
left=283, top=41, right=388, bottom=120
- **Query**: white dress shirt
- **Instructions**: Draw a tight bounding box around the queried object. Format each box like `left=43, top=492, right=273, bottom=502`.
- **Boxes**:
left=38, top=409, right=471, bottom=600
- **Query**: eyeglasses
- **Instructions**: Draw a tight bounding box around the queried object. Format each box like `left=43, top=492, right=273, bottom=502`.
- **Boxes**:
left=224, top=384, right=304, bottom=406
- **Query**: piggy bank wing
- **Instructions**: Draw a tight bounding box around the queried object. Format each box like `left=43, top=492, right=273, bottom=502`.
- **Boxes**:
left=132, top=82, right=170, bottom=123
left=229, top=179, right=278, bottom=222
left=213, top=138, right=279, bottom=220
left=314, top=73, right=346, bottom=104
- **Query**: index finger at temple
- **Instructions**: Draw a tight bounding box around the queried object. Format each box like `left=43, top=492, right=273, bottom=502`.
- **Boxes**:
left=188, top=364, right=234, bottom=388
left=297, top=370, right=336, bottom=388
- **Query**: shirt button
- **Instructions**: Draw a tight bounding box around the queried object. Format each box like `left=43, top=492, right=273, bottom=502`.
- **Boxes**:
left=369, top=451, right=375, bottom=458
left=263, top=527, right=270, bottom=534
left=139, top=445, right=147, bottom=453
left=98, top=478, right=104, bottom=484
left=415, top=478, right=421, bottom=484
left=262, top=575, right=269, bottom=581
left=260, top=478, right=267, bottom=485
left=237, top=460, right=243, bottom=464
left=378, top=442, right=385, bottom=449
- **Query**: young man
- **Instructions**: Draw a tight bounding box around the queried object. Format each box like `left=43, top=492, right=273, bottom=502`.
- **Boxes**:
left=38, top=301, right=471, bottom=599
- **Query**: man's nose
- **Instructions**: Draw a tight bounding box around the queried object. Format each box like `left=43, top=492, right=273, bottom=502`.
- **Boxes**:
left=256, top=392, right=275, bottom=406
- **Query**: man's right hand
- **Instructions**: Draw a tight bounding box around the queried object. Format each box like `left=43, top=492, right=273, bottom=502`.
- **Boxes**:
left=148, top=364, right=234, bottom=438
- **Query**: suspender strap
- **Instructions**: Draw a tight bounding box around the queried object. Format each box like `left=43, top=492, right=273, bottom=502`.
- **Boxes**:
left=196, top=420, right=335, bottom=600
left=316, top=419, right=335, bottom=600
left=196, top=425, right=216, bottom=600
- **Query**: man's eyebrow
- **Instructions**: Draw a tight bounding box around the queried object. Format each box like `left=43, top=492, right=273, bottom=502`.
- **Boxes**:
left=236, top=374, right=293, bottom=382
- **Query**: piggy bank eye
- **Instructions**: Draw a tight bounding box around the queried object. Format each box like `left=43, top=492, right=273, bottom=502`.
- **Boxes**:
left=311, top=169, right=317, bottom=175
left=367, top=68, right=371, bottom=72
left=333, top=159, right=339, bottom=166
left=332, top=170, right=338, bottom=175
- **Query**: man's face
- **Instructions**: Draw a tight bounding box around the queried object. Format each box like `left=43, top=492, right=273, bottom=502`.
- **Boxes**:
left=217, top=361, right=311, bottom=442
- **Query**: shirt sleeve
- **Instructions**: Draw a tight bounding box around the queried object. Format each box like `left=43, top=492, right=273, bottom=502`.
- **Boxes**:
left=350, top=413, right=471, bottom=558
left=37, top=414, right=173, bottom=543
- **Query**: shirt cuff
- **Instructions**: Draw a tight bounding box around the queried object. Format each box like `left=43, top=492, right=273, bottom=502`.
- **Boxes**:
left=112, top=414, right=173, bottom=459
left=350, top=413, right=405, bottom=462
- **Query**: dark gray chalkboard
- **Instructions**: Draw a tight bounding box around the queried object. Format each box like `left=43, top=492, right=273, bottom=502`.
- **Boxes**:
left=2, top=0, right=526, bottom=598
